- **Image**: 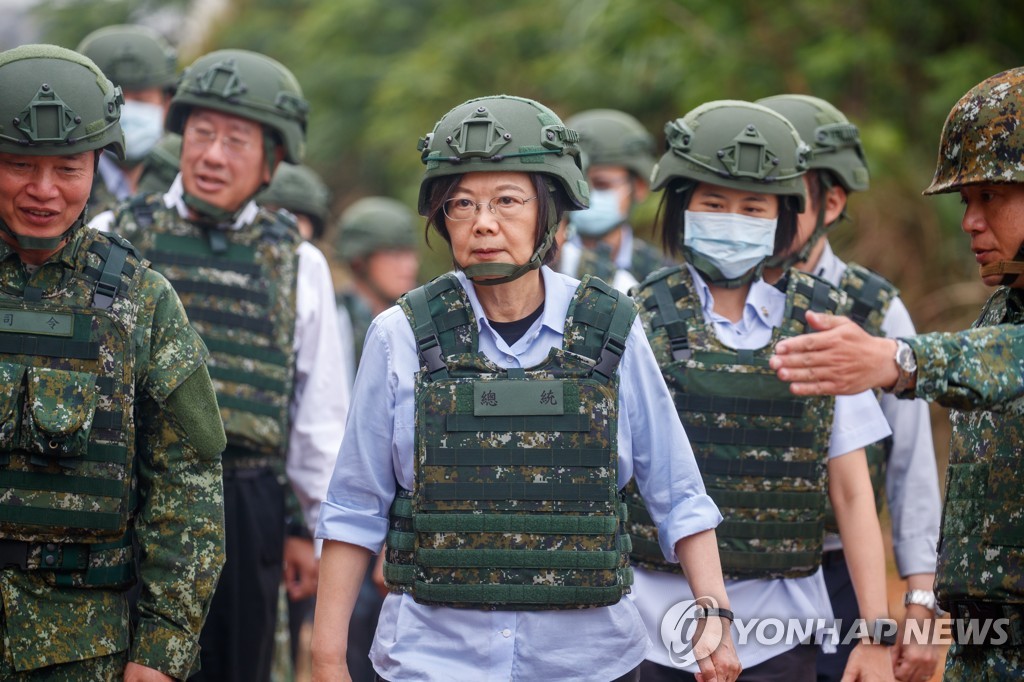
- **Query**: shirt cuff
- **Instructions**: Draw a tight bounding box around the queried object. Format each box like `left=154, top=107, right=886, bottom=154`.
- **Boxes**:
left=657, top=493, right=723, bottom=563
left=315, top=499, right=389, bottom=553
left=130, top=619, right=201, bottom=680
left=904, top=335, right=948, bottom=401
left=893, top=535, right=939, bottom=578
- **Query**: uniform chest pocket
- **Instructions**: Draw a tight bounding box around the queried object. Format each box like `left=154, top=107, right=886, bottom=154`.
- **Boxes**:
left=24, top=367, right=98, bottom=461
left=0, top=362, right=26, bottom=451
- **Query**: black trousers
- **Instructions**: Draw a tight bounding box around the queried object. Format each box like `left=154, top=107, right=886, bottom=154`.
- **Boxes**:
left=191, top=469, right=285, bottom=682
left=816, top=549, right=858, bottom=682
left=641, top=643, right=817, bottom=682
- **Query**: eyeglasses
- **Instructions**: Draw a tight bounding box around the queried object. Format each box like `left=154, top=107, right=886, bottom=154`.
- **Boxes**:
left=184, top=125, right=256, bottom=157
left=443, top=195, right=538, bottom=222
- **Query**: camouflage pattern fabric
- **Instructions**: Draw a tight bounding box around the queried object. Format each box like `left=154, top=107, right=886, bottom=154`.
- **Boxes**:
left=822, top=262, right=900, bottom=531
left=944, top=642, right=1024, bottom=681
left=907, top=286, right=1024, bottom=607
left=337, top=289, right=374, bottom=365
left=114, top=194, right=301, bottom=464
left=626, top=266, right=841, bottom=579
left=573, top=236, right=672, bottom=285
left=0, top=228, right=225, bottom=678
left=385, top=273, right=636, bottom=610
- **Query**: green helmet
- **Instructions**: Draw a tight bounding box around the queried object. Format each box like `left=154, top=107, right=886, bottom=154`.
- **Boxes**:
left=137, top=132, right=181, bottom=195
left=336, top=197, right=418, bottom=263
left=651, top=100, right=809, bottom=210
left=924, top=67, right=1024, bottom=195
left=417, top=95, right=588, bottom=283
left=167, top=49, right=308, bottom=163
left=257, top=162, right=330, bottom=238
left=0, top=44, right=125, bottom=250
left=0, top=44, right=124, bottom=160
left=565, top=108, right=656, bottom=180
left=756, top=94, right=869, bottom=193
left=76, top=24, right=177, bottom=92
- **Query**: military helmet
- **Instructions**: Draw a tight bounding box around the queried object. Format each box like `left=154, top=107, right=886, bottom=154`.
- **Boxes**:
left=336, top=197, right=418, bottom=263
left=652, top=100, right=810, bottom=211
left=167, top=49, right=308, bottom=163
left=756, top=94, right=869, bottom=192
left=416, top=94, right=588, bottom=215
left=258, top=162, right=330, bottom=236
left=76, top=24, right=177, bottom=92
left=566, top=108, right=656, bottom=180
left=137, top=132, right=181, bottom=195
left=0, top=44, right=124, bottom=159
left=924, top=67, right=1024, bottom=195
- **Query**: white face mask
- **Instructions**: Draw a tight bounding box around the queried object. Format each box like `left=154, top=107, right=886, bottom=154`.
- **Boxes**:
left=119, top=100, right=166, bottom=162
left=568, top=188, right=627, bottom=237
left=683, top=210, right=778, bottom=280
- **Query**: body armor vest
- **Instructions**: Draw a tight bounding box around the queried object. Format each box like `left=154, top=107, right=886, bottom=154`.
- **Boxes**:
left=823, top=262, right=899, bottom=531
left=384, top=273, right=637, bottom=610
left=626, top=266, right=841, bottom=580
left=575, top=237, right=670, bottom=286
left=937, top=287, right=1024, bottom=605
left=0, top=230, right=144, bottom=587
left=119, top=195, right=301, bottom=466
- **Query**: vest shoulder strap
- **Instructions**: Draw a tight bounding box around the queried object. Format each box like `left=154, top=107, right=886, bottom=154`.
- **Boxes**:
left=564, top=274, right=639, bottom=382
left=399, top=273, right=475, bottom=380
left=781, top=270, right=844, bottom=336
left=121, top=192, right=163, bottom=232
left=82, top=233, right=143, bottom=310
left=839, top=262, right=899, bottom=335
left=633, top=265, right=698, bottom=362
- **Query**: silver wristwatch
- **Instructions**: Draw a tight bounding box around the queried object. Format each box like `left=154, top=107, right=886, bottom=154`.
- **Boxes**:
left=891, top=339, right=918, bottom=395
left=904, top=589, right=944, bottom=615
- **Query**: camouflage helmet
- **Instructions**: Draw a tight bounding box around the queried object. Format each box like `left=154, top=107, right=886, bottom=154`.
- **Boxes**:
left=565, top=108, right=656, bottom=180
left=0, top=44, right=124, bottom=160
left=336, top=197, right=418, bottom=263
left=76, top=24, right=177, bottom=92
left=756, top=94, right=869, bottom=193
left=417, top=95, right=588, bottom=283
left=167, top=49, right=308, bottom=163
left=924, top=67, right=1024, bottom=195
left=257, top=162, right=330, bottom=237
left=136, top=132, right=181, bottom=195
left=651, top=100, right=810, bottom=211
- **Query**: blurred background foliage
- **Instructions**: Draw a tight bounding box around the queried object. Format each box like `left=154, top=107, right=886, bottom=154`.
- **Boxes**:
left=31, top=0, right=1024, bottom=469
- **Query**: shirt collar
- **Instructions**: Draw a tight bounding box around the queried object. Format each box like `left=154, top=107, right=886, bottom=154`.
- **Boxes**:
left=812, top=240, right=844, bottom=282
left=686, top=262, right=784, bottom=330
left=165, top=173, right=260, bottom=230
left=456, top=265, right=568, bottom=338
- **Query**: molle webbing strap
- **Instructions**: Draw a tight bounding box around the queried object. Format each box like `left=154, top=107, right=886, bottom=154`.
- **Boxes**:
left=694, top=454, right=820, bottom=479
left=421, top=482, right=608, bottom=503
left=412, top=580, right=632, bottom=608
left=839, top=263, right=897, bottom=334
left=566, top=276, right=637, bottom=381
left=167, top=280, right=270, bottom=306
left=144, top=251, right=263, bottom=276
left=404, top=275, right=475, bottom=381
left=676, top=393, right=804, bottom=418
left=716, top=519, right=824, bottom=540
left=790, top=276, right=839, bottom=326
left=423, top=446, right=611, bottom=467
left=718, top=550, right=821, bottom=573
left=640, top=271, right=695, bottom=361
left=682, top=424, right=816, bottom=449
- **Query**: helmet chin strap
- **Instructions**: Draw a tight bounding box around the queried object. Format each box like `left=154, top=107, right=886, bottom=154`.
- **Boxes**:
left=766, top=176, right=838, bottom=272
left=458, top=194, right=559, bottom=287
left=980, top=242, right=1024, bottom=286
left=0, top=210, right=87, bottom=253
left=682, top=245, right=763, bottom=289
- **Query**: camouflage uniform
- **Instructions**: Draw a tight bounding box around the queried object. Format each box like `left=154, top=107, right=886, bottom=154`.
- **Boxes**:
left=0, top=228, right=225, bottom=679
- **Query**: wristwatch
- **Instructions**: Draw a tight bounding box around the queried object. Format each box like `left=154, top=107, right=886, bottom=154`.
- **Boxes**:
left=904, top=589, right=946, bottom=616
left=890, top=339, right=917, bottom=395
left=869, top=618, right=899, bottom=646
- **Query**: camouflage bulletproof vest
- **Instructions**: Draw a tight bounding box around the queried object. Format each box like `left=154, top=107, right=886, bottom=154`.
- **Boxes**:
left=117, top=195, right=301, bottom=466
left=937, top=286, right=1024, bottom=605
left=625, top=266, right=840, bottom=580
left=384, top=273, right=637, bottom=610
left=0, top=230, right=144, bottom=587
left=574, top=236, right=671, bottom=285
left=337, top=290, right=374, bottom=365
left=822, top=262, right=899, bottom=532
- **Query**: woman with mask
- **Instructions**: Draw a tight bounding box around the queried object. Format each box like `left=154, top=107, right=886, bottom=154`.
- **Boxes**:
left=625, top=101, right=896, bottom=681
left=310, top=95, right=740, bottom=682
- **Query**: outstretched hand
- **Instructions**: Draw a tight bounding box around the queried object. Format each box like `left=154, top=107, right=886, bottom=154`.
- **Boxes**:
left=769, top=311, right=898, bottom=396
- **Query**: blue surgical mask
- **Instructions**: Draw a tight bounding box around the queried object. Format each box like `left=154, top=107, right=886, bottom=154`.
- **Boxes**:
left=120, top=100, right=166, bottom=162
left=683, top=210, right=778, bottom=280
left=568, top=188, right=627, bottom=237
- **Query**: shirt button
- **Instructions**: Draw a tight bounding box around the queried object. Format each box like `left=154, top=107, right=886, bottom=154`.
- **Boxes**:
left=501, top=628, right=511, bottom=638
left=506, top=356, right=514, bottom=363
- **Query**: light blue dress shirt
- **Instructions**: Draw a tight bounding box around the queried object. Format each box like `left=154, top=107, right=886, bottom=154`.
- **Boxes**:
left=631, top=264, right=893, bottom=672
left=317, top=266, right=722, bottom=682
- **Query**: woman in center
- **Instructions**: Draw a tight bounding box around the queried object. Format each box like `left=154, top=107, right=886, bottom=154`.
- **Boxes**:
left=626, top=101, right=896, bottom=682
left=310, top=95, right=740, bottom=682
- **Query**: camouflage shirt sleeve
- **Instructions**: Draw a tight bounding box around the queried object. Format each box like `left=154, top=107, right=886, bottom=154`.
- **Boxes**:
left=904, top=323, right=1024, bottom=411
left=129, top=270, right=226, bottom=678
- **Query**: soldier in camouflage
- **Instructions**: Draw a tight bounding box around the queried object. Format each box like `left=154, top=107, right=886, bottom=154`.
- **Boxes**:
left=258, top=162, right=331, bottom=242
left=76, top=25, right=178, bottom=215
left=334, top=196, right=420, bottom=373
left=770, top=67, right=1024, bottom=680
left=0, top=44, right=225, bottom=681
left=311, top=95, right=738, bottom=682
left=756, top=94, right=942, bottom=682
left=557, top=109, right=673, bottom=293
left=627, top=100, right=896, bottom=682
left=101, top=49, right=349, bottom=682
